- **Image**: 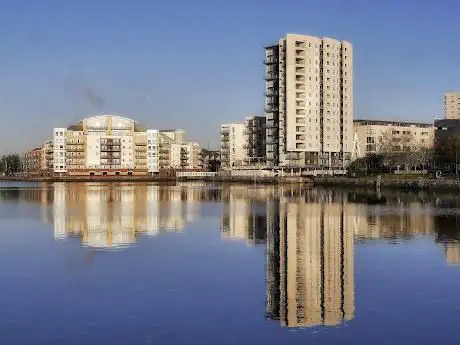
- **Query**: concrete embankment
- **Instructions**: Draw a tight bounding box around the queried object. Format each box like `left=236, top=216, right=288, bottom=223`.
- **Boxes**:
left=0, top=175, right=313, bottom=185
left=314, top=176, right=460, bottom=192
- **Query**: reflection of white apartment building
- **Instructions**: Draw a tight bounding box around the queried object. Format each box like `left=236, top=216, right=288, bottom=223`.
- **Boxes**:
left=51, top=184, right=202, bottom=248
left=446, top=243, right=460, bottom=265
left=221, top=186, right=268, bottom=245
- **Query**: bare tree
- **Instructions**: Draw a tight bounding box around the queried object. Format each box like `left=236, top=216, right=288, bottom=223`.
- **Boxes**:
left=377, top=129, right=415, bottom=170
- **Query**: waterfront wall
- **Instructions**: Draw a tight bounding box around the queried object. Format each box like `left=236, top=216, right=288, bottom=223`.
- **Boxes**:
left=0, top=174, right=313, bottom=185
left=314, top=176, right=460, bottom=192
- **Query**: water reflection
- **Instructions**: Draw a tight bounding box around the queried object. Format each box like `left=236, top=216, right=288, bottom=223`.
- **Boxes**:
left=1, top=183, right=460, bottom=331
left=266, top=192, right=355, bottom=327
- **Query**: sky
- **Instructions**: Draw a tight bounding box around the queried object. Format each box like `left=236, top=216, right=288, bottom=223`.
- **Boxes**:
left=0, top=0, right=459, bottom=153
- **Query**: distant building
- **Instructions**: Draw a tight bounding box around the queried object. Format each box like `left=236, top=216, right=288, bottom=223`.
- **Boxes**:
left=433, top=119, right=460, bottom=171
left=245, top=116, right=266, bottom=165
left=264, top=33, right=353, bottom=169
left=445, top=92, right=460, bottom=119
left=434, top=119, right=460, bottom=141
left=353, top=119, right=433, bottom=159
left=220, top=124, right=246, bottom=168
left=23, top=147, right=42, bottom=176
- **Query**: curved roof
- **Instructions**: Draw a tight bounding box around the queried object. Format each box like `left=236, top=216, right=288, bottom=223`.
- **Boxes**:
left=67, top=114, right=148, bottom=132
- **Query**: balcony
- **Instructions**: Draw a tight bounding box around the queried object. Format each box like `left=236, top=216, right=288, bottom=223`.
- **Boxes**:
left=265, top=56, right=278, bottom=64
left=296, top=76, right=305, bottom=83
left=100, top=145, right=121, bottom=152
left=265, top=72, right=277, bottom=80
left=264, top=105, right=279, bottom=113
left=100, top=139, right=120, bottom=145
left=265, top=88, right=278, bottom=97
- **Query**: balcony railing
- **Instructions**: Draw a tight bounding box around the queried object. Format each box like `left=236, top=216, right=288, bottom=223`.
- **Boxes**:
left=265, top=88, right=278, bottom=96
left=265, top=72, right=277, bottom=80
left=100, top=145, right=121, bottom=152
left=265, top=56, right=278, bottom=64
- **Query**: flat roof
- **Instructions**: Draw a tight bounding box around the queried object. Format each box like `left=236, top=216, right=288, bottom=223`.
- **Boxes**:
left=354, top=119, right=433, bottom=128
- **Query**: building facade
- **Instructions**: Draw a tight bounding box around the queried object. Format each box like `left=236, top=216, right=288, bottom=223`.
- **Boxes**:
left=220, top=123, right=246, bottom=168
left=170, top=142, right=201, bottom=169
left=157, top=129, right=201, bottom=170
left=264, top=33, right=353, bottom=169
left=23, top=115, right=205, bottom=176
left=353, top=119, right=434, bottom=158
left=50, top=115, right=158, bottom=176
left=353, top=120, right=434, bottom=158
left=445, top=92, right=460, bottom=120
left=23, top=147, right=43, bottom=175
left=245, top=116, right=266, bottom=165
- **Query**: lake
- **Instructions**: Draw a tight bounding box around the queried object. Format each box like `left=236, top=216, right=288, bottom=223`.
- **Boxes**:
left=0, top=182, right=459, bottom=344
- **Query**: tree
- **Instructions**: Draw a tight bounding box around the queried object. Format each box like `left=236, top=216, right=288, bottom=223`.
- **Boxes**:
left=0, top=154, right=22, bottom=175
left=348, top=154, right=387, bottom=176
left=377, top=129, right=416, bottom=170
left=409, top=147, right=433, bottom=171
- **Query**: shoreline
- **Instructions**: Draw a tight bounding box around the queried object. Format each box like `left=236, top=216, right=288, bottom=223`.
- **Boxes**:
left=313, top=176, right=460, bottom=192
left=0, top=175, right=313, bottom=185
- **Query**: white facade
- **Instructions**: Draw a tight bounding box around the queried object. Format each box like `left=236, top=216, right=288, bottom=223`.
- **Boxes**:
left=53, top=128, right=67, bottom=173
left=264, top=33, right=353, bottom=168
left=220, top=123, right=246, bottom=168
left=170, top=142, right=201, bottom=169
left=147, top=130, right=160, bottom=173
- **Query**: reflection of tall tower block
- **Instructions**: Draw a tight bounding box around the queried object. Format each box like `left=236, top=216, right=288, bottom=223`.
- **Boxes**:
left=343, top=203, right=356, bottom=321
left=267, top=196, right=356, bottom=328
left=265, top=199, right=281, bottom=321
left=303, top=203, right=322, bottom=326
left=446, top=243, right=460, bottom=265
left=323, top=203, right=342, bottom=326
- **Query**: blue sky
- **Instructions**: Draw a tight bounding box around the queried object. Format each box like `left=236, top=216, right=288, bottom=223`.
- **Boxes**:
left=0, top=0, right=459, bottom=153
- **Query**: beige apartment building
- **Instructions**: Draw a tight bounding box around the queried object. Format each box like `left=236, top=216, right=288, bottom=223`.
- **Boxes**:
left=220, top=123, right=246, bottom=168
left=353, top=119, right=434, bottom=158
left=264, top=33, right=353, bottom=169
left=445, top=91, right=460, bottom=119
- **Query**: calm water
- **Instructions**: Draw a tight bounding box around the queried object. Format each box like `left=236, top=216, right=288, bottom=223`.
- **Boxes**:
left=1, top=182, right=460, bottom=345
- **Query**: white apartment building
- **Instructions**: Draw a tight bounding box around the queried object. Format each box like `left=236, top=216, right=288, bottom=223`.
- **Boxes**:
left=51, top=115, right=159, bottom=176
left=445, top=92, right=460, bottom=119
left=264, top=33, right=353, bottom=169
left=220, top=123, right=246, bottom=168
left=147, top=130, right=160, bottom=173
left=170, top=142, right=201, bottom=169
